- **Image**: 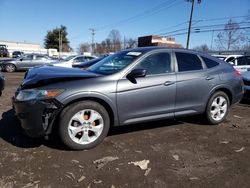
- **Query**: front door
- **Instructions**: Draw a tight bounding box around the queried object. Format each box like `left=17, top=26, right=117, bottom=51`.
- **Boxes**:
left=18, top=54, right=34, bottom=70
left=116, top=51, right=176, bottom=125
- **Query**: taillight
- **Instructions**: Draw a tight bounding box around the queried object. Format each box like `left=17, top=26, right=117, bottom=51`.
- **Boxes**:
left=234, top=70, right=242, bottom=78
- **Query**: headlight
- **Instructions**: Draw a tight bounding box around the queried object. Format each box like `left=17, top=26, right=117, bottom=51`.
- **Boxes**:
left=16, top=89, right=64, bottom=101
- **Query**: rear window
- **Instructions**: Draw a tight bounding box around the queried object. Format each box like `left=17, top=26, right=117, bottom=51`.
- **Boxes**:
left=237, top=56, right=250, bottom=66
left=202, top=56, right=219, bottom=68
left=176, top=52, right=203, bottom=72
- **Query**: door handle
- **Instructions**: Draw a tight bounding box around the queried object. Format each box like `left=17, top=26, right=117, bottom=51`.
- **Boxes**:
left=206, top=77, right=215, bottom=80
left=164, top=81, right=175, bottom=86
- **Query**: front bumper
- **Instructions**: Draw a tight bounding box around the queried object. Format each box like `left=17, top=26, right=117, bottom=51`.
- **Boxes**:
left=13, top=98, right=63, bottom=138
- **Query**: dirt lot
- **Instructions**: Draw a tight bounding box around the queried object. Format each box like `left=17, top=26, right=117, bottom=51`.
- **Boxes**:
left=0, top=72, right=250, bottom=188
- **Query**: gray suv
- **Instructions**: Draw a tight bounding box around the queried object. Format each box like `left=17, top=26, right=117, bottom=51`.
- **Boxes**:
left=13, top=47, right=244, bottom=150
left=1, top=54, right=57, bottom=72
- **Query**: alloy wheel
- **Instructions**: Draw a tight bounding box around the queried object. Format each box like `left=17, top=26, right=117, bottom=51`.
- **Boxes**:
left=210, top=96, right=228, bottom=121
left=68, top=109, right=104, bottom=145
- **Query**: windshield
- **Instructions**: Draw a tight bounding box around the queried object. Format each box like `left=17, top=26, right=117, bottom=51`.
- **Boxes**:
left=87, top=51, right=142, bottom=75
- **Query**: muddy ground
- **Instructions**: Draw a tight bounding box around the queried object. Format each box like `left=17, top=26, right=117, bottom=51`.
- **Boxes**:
left=0, top=72, right=250, bottom=188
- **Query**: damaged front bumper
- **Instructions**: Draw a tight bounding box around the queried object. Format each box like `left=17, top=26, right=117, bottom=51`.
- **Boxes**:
left=12, top=97, right=63, bottom=138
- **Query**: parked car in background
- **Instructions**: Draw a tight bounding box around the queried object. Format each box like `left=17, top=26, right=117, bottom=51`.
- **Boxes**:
left=12, top=51, right=24, bottom=58
left=0, top=72, right=5, bottom=96
left=13, top=47, right=244, bottom=150
left=228, top=55, right=250, bottom=73
left=224, top=54, right=243, bottom=63
left=52, top=55, right=96, bottom=68
left=1, top=54, right=57, bottom=72
left=0, top=44, right=9, bottom=57
left=212, top=54, right=228, bottom=61
left=242, top=71, right=250, bottom=100
left=72, top=56, right=106, bottom=69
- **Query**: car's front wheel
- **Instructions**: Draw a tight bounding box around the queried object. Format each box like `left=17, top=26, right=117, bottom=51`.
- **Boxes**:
left=206, top=91, right=230, bottom=125
left=5, top=64, right=16, bottom=72
left=58, top=101, right=110, bottom=150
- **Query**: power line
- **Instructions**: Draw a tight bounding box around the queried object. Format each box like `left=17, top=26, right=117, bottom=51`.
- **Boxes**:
left=160, top=26, right=250, bottom=37
left=150, top=15, right=248, bottom=37
left=97, top=0, right=182, bottom=30
left=157, top=21, right=250, bottom=36
left=69, top=0, right=181, bottom=41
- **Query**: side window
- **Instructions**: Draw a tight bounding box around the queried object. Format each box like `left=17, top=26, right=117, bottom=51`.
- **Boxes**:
left=202, top=56, right=219, bottom=68
left=36, top=55, right=47, bottom=60
left=226, top=57, right=235, bottom=62
left=135, top=52, right=172, bottom=75
left=74, top=57, right=84, bottom=62
left=175, top=52, right=203, bottom=72
left=22, top=55, right=33, bottom=60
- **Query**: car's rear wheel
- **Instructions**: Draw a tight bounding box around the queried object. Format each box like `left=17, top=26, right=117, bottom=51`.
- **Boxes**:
left=206, top=91, right=229, bottom=125
left=58, top=101, right=110, bottom=150
left=5, top=64, right=16, bottom=72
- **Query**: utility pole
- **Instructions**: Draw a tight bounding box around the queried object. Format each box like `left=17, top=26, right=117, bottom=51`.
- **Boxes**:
left=186, top=0, right=201, bottom=49
left=58, top=30, right=61, bottom=59
left=210, top=29, right=214, bottom=50
left=124, top=35, right=126, bottom=49
left=89, top=28, right=96, bottom=54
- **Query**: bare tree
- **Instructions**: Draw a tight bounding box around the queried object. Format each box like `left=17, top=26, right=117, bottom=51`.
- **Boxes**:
left=193, top=44, right=209, bottom=52
left=215, top=19, right=245, bottom=50
left=108, top=29, right=122, bottom=52
left=79, top=43, right=91, bottom=53
left=126, top=38, right=137, bottom=49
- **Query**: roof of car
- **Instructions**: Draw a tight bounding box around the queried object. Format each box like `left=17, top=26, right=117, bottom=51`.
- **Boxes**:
left=121, top=46, right=208, bottom=55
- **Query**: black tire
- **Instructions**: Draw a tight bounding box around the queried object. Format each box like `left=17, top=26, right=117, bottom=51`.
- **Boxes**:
left=5, top=64, right=16, bottom=72
left=58, top=101, right=110, bottom=150
left=205, top=91, right=230, bottom=125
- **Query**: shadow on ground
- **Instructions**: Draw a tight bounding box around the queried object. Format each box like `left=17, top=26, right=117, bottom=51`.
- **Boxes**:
left=2, top=101, right=249, bottom=151
left=0, top=109, right=43, bottom=148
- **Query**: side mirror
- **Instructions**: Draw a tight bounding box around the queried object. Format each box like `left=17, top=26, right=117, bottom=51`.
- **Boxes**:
left=228, top=61, right=234, bottom=65
left=127, top=69, right=146, bottom=78
left=127, top=69, right=146, bottom=83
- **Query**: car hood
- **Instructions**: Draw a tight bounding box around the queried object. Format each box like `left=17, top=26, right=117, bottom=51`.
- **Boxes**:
left=21, top=65, right=100, bottom=89
left=242, top=71, right=250, bottom=81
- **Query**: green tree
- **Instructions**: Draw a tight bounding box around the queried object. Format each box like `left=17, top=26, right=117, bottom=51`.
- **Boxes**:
left=44, top=25, right=71, bottom=51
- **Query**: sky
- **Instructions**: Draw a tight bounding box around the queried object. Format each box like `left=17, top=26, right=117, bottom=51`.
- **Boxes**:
left=0, top=0, right=249, bottom=51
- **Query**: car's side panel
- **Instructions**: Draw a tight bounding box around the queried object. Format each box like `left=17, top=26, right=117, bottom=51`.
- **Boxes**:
left=116, top=73, right=176, bottom=125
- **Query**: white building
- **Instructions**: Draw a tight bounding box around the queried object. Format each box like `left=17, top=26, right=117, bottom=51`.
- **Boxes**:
left=0, top=40, right=48, bottom=55
left=0, top=40, right=78, bottom=58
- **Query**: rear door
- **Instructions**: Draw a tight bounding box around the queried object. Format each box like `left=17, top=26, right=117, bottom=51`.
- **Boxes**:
left=117, top=51, right=176, bottom=125
left=174, top=52, right=210, bottom=116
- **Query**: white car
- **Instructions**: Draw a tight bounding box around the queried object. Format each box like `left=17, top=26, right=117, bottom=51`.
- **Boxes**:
left=230, top=55, right=250, bottom=73
left=212, top=54, right=243, bottom=62
left=53, top=55, right=96, bottom=68
left=224, top=55, right=243, bottom=63
left=212, top=54, right=228, bottom=61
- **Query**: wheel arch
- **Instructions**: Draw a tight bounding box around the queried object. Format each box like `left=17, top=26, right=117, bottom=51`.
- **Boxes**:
left=60, top=96, right=117, bottom=127
left=209, top=86, right=233, bottom=105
